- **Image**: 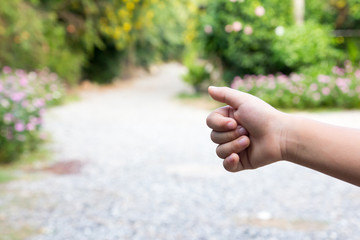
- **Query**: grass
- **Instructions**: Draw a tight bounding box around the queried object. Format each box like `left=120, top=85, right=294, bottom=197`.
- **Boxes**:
left=0, top=140, right=52, bottom=184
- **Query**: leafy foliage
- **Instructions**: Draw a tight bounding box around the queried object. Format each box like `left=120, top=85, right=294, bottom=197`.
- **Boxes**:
left=0, top=67, right=65, bottom=163
left=272, top=21, right=343, bottom=70
left=231, top=61, right=360, bottom=109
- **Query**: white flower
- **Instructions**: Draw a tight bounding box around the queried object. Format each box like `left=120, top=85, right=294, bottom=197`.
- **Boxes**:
left=275, top=26, right=285, bottom=36
left=225, top=24, right=233, bottom=33
left=232, top=21, right=242, bottom=32
left=244, top=26, right=253, bottom=35
left=255, top=6, right=265, bottom=17
left=204, top=25, right=213, bottom=34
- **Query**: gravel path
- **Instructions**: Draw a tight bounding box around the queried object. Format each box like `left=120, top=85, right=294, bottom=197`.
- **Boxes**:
left=1, top=63, right=360, bottom=240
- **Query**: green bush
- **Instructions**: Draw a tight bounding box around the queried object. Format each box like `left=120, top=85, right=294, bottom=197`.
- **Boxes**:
left=0, top=67, right=66, bottom=163
left=183, top=63, right=210, bottom=92
left=231, top=61, right=360, bottom=109
left=0, top=0, right=85, bottom=85
left=272, top=21, right=344, bottom=71
left=193, top=0, right=293, bottom=82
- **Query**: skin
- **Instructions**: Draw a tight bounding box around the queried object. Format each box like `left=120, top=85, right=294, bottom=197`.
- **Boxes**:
left=206, top=86, right=360, bottom=186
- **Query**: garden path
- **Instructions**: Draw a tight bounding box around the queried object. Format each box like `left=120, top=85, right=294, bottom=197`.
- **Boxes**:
left=1, top=63, right=360, bottom=240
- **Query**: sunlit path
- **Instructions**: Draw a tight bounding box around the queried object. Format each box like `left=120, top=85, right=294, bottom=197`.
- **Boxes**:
left=1, top=63, right=360, bottom=240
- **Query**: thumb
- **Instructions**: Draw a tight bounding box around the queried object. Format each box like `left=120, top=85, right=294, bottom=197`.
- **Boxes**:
left=208, top=86, right=248, bottom=108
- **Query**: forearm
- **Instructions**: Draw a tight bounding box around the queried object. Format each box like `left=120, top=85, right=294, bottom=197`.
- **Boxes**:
left=283, top=115, right=360, bottom=186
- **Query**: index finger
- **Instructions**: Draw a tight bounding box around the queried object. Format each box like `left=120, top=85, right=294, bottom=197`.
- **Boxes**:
left=206, top=106, right=237, bottom=131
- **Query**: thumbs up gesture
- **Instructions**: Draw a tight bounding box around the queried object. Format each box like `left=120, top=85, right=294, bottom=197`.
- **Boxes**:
left=206, top=86, right=286, bottom=172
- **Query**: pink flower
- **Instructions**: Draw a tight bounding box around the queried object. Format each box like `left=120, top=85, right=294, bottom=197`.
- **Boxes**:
left=232, top=21, right=242, bottom=32
left=225, top=24, right=233, bottom=33
left=3, top=113, right=13, bottom=124
left=19, top=77, right=28, bottom=86
left=355, top=70, right=360, bottom=79
left=15, top=122, right=25, bottom=132
left=332, top=66, right=345, bottom=76
left=11, top=92, right=25, bottom=102
left=336, top=78, right=350, bottom=88
left=322, top=87, right=331, bottom=96
left=244, top=26, right=253, bottom=35
left=290, top=73, right=302, bottom=82
left=310, top=83, right=318, bottom=91
left=204, top=25, right=213, bottom=34
left=255, top=6, right=265, bottom=17
left=33, top=98, right=45, bottom=108
left=15, top=69, right=25, bottom=77
left=0, top=83, right=3, bottom=92
left=26, top=123, right=35, bottom=131
left=318, top=74, right=331, bottom=83
left=231, top=76, right=244, bottom=89
left=3, top=66, right=12, bottom=74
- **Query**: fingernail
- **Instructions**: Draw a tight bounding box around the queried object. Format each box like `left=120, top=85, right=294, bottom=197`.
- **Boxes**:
left=237, top=127, right=246, bottom=135
left=239, top=137, right=248, bottom=146
left=226, top=155, right=235, bottom=163
left=227, top=121, right=236, bottom=129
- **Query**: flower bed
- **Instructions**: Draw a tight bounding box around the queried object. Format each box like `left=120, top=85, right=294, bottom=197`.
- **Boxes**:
left=231, top=61, right=360, bottom=109
left=0, top=67, right=65, bottom=163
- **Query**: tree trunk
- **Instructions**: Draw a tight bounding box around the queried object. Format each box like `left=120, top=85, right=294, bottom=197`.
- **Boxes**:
left=294, top=0, right=305, bottom=25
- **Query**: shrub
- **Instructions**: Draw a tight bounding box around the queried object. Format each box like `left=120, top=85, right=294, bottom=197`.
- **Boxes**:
left=272, top=21, right=344, bottom=71
left=192, top=0, right=293, bottom=82
left=231, top=61, right=360, bottom=109
left=0, top=0, right=85, bottom=85
left=182, top=62, right=210, bottom=92
left=0, top=67, right=65, bottom=163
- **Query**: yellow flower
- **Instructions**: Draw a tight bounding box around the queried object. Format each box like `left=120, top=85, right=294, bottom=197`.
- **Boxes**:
left=123, top=22, right=132, bottom=32
left=335, top=0, right=346, bottom=8
left=118, top=9, right=128, bottom=18
left=146, top=10, right=154, bottom=19
left=113, top=27, right=122, bottom=40
left=126, top=2, right=135, bottom=11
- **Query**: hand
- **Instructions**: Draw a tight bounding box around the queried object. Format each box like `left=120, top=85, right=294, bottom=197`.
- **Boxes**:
left=206, top=87, right=287, bottom=172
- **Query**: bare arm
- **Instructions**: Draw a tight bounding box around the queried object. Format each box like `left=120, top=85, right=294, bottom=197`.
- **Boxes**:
left=207, top=86, right=360, bottom=186
left=283, top=115, right=360, bottom=186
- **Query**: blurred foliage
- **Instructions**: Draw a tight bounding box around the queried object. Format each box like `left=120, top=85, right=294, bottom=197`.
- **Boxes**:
left=188, top=0, right=294, bottom=84
left=0, top=67, right=66, bottom=163
left=307, top=0, right=360, bottom=29
left=231, top=61, right=360, bottom=109
left=0, top=0, right=192, bottom=84
left=184, top=0, right=360, bottom=88
left=273, top=21, right=344, bottom=71
left=0, top=0, right=85, bottom=85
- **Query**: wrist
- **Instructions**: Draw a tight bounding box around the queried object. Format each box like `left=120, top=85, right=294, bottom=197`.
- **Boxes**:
left=279, top=113, right=300, bottom=162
